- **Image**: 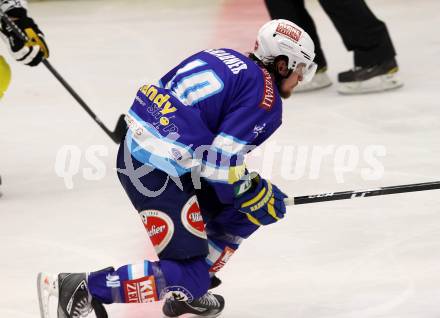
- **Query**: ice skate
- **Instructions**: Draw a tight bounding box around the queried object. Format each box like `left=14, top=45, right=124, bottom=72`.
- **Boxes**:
left=337, top=58, right=403, bottom=94
left=162, top=291, right=225, bottom=318
left=37, top=272, right=107, bottom=318
left=294, top=67, right=332, bottom=92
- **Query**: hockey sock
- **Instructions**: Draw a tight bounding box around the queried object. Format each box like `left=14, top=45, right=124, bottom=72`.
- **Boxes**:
left=205, top=236, right=239, bottom=276
left=87, top=257, right=211, bottom=304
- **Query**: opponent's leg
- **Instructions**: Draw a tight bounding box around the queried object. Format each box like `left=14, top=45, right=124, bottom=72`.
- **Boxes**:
left=318, top=0, right=402, bottom=94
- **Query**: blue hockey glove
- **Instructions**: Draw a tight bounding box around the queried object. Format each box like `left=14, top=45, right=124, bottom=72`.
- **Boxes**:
left=234, top=172, right=288, bottom=226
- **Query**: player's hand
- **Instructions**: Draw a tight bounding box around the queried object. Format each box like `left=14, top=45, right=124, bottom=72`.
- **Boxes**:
left=0, top=8, right=49, bottom=67
left=234, top=172, right=287, bottom=226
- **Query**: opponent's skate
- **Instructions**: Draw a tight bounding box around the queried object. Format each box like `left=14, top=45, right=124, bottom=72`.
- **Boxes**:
left=37, top=272, right=107, bottom=318
left=162, top=291, right=225, bottom=318
left=337, top=58, right=403, bottom=94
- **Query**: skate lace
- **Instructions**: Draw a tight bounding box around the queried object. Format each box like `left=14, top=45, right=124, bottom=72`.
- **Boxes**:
left=72, top=296, right=92, bottom=318
left=198, top=292, right=220, bottom=308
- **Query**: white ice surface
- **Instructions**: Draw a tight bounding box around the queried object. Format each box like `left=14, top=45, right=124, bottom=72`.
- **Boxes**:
left=0, top=0, right=439, bottom=317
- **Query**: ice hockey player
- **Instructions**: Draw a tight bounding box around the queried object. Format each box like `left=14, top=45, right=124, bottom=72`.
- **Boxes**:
left=0, top=0, right=49, bottom=196
left=37, top=19, right=317, bottom=318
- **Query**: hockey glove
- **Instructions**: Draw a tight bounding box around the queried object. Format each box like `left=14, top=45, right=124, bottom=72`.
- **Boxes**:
left=234, top=172, right=288, bottom=226
left=0, top=8, right=49, bottom=66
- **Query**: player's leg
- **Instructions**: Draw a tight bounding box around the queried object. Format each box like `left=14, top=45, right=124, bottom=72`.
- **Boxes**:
left=117, top=139, right=225, bottom=317
left=37, top=141, right=224, bottom=318
left=264, top=0, right=332, bottom=92
left=205, top=206, right=260, bottom=281
left=319, top=0, right=402, bottom=94
left=159, top=179, right=259, bottom=316
left=196, top=180, right=261, bottom=285
left=38, top=258, right=216, bottom=318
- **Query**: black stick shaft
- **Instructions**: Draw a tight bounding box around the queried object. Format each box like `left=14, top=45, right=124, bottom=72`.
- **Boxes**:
left=41, top=60, right=115, bottom=139
left=284, top=181, right=440, bottom=206
left=0, top=9, right=126, bottom=143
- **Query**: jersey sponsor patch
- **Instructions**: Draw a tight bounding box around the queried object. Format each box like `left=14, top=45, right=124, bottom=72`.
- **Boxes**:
left=259, top=68, right=275, bottom=111
left=181, top=196, right=207, bottom=239
left=140, top=210, right=174, bottom=254
left=209, top=246, right=236, bottom=273
left=276, top=22, right=302, bottom=42
left=106, top=274, right=121, bottom=288
left=123, top=276, right=158, bottom=303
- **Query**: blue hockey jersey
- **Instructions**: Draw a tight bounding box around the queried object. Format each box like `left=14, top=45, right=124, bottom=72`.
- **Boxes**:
left=125, top=48, right=283, bottom=203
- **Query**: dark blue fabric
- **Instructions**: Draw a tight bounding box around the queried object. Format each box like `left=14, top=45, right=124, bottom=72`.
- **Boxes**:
left=117, top=140, right=260, bottom=258
left=88, top=257, right=211, bottom=303
left=114, top=140, right=262, bottom=303
left=127, top=48, right=283, bottom=204
left=117, top=141, right=209, bottom=260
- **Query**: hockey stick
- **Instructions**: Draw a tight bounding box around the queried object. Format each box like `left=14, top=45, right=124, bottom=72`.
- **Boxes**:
left=284, top=180, right=440, bottom=206
left=0, top=9, right=127, bottom=144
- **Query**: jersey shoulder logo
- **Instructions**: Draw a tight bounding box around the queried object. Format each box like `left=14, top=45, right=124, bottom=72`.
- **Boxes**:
left=253, top=123, right=267, bottom=138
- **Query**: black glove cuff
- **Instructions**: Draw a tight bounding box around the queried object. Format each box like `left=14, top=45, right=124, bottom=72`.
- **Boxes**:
left=4, top=7, right=27, bottom=19
left=3, top=8, right=41, bottom=34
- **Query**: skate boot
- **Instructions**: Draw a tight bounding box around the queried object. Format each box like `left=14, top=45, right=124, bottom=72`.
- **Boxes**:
left=162, top=291, right=225, bottom=317
left=337, top=58, right=403, bottom=94
left=37, top=272, right=107, bottom=318
left=295, top=66, right=332, bottom=93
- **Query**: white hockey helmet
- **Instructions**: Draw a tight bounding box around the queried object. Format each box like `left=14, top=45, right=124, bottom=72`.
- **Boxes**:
left=254, top=19, right=317, bottom=82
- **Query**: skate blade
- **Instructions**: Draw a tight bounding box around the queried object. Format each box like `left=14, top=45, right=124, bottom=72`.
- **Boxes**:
left=37, top=272, right=58, bottom=318
left=337, top=73, right=403, bottom=95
